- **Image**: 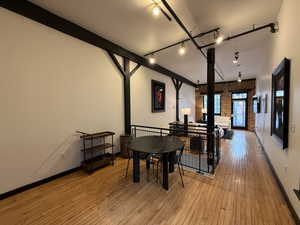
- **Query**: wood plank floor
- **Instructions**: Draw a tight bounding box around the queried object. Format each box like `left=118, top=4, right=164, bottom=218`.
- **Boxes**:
left=0, top=131, right=296, bottom=225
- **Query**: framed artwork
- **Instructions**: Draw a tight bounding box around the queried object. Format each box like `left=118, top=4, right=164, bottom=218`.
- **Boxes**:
left=151, top=80, right=166, bottom=112
left=253, top=96, right=261, bottom=113
left=264, top=94, right=268, bottom=113
left=271, top=58, right=290, bottom=149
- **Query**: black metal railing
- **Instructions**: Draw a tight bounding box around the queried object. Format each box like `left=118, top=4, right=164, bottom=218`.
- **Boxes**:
left=131, top=124, right=221, bottom=174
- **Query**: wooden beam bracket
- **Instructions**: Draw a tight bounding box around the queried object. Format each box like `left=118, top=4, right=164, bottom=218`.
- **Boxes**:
left=172, top=78, right=183, bottom=121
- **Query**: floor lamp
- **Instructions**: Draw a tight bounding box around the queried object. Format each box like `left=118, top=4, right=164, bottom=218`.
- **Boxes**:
left=181, top=108, right=191, bottom=136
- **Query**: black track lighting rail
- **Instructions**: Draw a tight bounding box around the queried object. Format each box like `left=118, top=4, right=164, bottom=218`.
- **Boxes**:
left=1, top=0, right=196, bottom=87
left=199, top=23, right=277, bottom=49
left=144, top=27, right=219, bottom=57
left=161, top=0, right=224, bottom=80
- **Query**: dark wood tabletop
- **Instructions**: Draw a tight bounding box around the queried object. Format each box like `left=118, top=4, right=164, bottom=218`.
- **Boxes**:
left=128, top=135, right=184, bottom=154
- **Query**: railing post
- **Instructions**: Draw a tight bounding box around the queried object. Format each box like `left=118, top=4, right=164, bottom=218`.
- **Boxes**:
left=198, top=135, right=203, bottom=173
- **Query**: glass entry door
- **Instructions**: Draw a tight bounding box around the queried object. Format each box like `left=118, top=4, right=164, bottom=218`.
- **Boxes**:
left=231, top=93, right=248, bottom=129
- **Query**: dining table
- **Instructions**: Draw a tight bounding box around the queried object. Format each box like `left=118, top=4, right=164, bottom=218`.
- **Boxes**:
left=128, top=135, right=184, bottom=190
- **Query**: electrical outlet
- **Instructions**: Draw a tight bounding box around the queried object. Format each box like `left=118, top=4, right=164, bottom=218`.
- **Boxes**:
left=284, top=166, right=288, bottom=173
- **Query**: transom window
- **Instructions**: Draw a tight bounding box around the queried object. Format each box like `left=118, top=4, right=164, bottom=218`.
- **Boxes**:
left=203, top=94, right=221, bottom=115
left=232, top=93, right=248, bottom=99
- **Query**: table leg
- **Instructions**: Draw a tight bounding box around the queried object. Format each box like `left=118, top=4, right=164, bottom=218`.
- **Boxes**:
left=162, top=153, right=169, bottom=190
left=169, top=152, right=175, bottom=173
left=133, top=151, right=140, bottom=183
left=146, top=159, right=150, bottom=170
left=146, top=158, right=150, bottom=182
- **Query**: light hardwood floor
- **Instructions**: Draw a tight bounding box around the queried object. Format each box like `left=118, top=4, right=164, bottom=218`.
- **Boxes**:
left=0, top=131, right=296, bottom=225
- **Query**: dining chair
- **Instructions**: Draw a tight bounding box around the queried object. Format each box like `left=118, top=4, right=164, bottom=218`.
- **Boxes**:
left=152, top=142, right=186, bottom=188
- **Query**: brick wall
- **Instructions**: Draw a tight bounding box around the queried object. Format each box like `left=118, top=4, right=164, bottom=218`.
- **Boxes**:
left=195, top=79, right=256, bottom=131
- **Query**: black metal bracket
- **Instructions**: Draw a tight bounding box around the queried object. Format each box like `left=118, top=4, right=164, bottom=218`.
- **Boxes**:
left=107, top=51, right=141, bottom=135
left=172, top=78, right=183, bottom=121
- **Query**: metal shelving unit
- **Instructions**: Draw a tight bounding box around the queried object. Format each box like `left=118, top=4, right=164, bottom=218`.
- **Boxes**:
left=79, top=131, right=115, bottom=173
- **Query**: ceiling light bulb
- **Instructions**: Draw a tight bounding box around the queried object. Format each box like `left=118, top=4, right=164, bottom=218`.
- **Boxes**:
left=149, top=55, right=156, bottom=64
left=233, top=60, right=238, bottom=64
left=216, top=36, right=224, bottom=45
left=179, top=43, right=186, bottom=55
left=238, top=78, right=242, bottom=83
left=152, top=6, right=160, bottom=16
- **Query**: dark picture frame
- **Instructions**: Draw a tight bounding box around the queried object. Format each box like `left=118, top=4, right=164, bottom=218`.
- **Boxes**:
left=151, top=80, right=166, bottom=112
left=264, top=94, right=268, bottom=114
left=253, top=96, right=261, bottom=113
left=271, top=58, right=290, bottom=149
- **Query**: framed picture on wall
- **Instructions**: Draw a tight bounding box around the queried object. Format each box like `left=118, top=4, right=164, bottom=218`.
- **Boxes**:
left=252, top=96, right=261, bottom=113
left=151, top=80, right=166, bottom=112
left=271, top=58, right=290, bottom=149
left=264, top=94, right=268, bottom=113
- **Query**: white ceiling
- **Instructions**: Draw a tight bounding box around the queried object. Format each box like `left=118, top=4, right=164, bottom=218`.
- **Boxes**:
left=29, top=0, right=282, bottom=83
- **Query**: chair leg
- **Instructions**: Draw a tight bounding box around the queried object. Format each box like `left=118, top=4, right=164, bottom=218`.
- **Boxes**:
left=180, top=161, right=185, bottom=176
left=177, top=162, right=184, bottom=188
left=125, top=158, right=130, bottom=178
left=156, top=162, right=159, bottom=183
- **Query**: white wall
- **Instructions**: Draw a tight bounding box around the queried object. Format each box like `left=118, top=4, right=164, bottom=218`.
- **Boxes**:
left=179, top=83, right=195, bottom=122
left=131, top=68, right=195, bottom=128
left=255, top=0, right=300, bottom=216
left=0, top=8, right=195, bottom=194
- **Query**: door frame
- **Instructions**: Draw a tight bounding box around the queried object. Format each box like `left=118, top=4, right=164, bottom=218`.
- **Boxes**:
left=231, top=92, right=248, bottom=129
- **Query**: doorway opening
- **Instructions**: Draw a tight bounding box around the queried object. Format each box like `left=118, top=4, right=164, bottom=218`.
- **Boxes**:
left=231, top=92, right=248, bottom=129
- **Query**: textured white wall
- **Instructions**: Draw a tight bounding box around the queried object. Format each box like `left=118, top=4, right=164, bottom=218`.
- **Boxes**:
left=0, top=8, right=195, bottom=194
left=0, top=8, right=125, bottom=194
left=179, top=83, right=196, bottom=122
left=255, top=0, right=300, bottom=217
left=131, top=68, right=195, bottom=128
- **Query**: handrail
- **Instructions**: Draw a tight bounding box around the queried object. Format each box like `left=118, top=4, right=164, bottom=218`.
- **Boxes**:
left=131, top=124, right=215, bottom=136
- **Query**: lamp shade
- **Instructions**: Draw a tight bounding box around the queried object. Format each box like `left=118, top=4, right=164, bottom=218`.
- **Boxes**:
left=181, top=108, right=191, bottom=115
left=202, top=108, right=207, bottom=114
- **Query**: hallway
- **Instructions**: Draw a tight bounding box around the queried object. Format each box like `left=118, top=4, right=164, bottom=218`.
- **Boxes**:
left=0, top=131, right=295, bottom=225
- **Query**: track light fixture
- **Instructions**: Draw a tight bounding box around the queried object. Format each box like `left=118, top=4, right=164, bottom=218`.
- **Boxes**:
left=179, top=42, right=186, bottom=55
left=233, top=51, right=239, bottom=64
left=151, top=1, right=172, bottom=21
left=196, top=80, right=200, bottom=90
left=237, top=72, right=242, bottom=83
left=149, top=54, right=156, bottom=64
left=215, top=30, right=224, bottom=45
left=152, top=5, right=161, bottom=16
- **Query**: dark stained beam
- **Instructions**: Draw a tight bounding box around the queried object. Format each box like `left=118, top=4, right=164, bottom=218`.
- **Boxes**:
left=161, top=0, right=199, bottom=49
left=144, top=28, right=219, bottom=57
left=123, top=57, right=131, bottom=135
left=172, top=78, right=183, bottom=121
left=130, top=64, right=141, bottom=77
left=1, top=0, right=196, bottom=87
left=107, top=51, right=126, bottom=77
left=160, top=0, right=224, bottom=81
left=207, top=48, right=215, bottom=173
left=106, top=51, right=141, bottom=135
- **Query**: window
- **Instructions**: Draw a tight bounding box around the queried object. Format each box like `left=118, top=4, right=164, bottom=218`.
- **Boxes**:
left=203, top=94, right=221, bottom=115
left=232, top=93, right=247, bottom=99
